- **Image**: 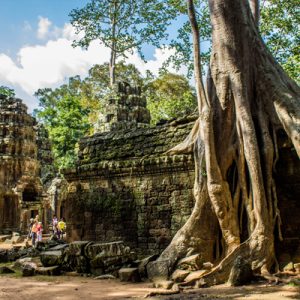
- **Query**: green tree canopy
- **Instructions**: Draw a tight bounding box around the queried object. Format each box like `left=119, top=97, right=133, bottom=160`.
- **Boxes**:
left=70, top=0, right=177, bottom=86
left=260, top=0, right=299, bottom=83
left=34, top=77, right=91, bottom=170
left=146, top=72, right=197, bottom=124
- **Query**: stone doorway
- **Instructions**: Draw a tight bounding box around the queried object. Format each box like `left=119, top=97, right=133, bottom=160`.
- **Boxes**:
left=30, top=210, right=39, bottom=219
left=23, top=184, right=38, bottom=202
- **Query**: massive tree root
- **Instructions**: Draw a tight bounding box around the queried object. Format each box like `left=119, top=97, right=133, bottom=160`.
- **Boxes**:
left=156, top=0, right=300, bottom=286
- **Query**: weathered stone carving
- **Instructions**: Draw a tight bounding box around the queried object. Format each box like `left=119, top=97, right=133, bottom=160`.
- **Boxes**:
left=95, top=81, right=151, bottom=133
left=0, top=94, right=54, bottom=233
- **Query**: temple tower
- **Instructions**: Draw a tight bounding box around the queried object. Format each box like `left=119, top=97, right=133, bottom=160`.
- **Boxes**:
left=0, top=94, right=43, bottom=232
left=95, top=82, right=151, bottom=133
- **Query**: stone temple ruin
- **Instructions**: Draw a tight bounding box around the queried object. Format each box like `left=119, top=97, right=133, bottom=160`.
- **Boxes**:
left=0, top=83, right=299, bottom=265
left=0, top=94, right=54, bottom=233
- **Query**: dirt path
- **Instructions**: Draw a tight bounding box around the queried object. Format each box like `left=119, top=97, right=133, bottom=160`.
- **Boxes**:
left=0, top=276, right=299, bottom=300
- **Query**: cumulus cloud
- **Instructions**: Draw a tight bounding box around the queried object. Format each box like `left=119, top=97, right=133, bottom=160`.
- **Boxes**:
left=37, top=16, right=52, bottom=39
left=0, top=17, right=186, bottom=111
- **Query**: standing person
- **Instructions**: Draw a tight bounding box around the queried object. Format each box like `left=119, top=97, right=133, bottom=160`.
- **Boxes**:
left=31, top=221, right=38, bottom=247
left=27, top=218, right=34, bottom=240
left=57, top=218, right=66, bottom=240
left=52, top=215, right=58, bottom=236
left=37, top=222, right=43, bottom=242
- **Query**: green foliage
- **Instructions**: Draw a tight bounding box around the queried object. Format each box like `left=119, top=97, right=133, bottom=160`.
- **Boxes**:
left=0, top=86, right=15, bottom=97
left=163, top=1, right=211, bottom=77
left=70, top=0, right=177, bottom=83
left=260, top=0, right=300, bottom=83
left=146, top=73, right=197, bottom=124
left=34, top=77, right=91, bottom=170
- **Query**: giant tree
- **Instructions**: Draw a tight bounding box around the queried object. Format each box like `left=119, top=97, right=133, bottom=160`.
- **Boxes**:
left=155, top=0, right=300, bottom=285
left=70, top=0, right=177, bottom=86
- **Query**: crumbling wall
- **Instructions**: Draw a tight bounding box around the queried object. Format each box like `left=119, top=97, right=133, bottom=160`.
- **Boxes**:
left=64, top=114, right=196, bottom=255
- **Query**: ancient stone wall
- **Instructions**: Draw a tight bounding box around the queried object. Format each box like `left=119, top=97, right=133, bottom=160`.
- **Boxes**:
left=63, top=114, right=196, bottom=255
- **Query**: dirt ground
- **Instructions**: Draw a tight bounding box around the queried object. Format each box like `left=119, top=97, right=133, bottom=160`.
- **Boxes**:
left=1, top=241, right=300, bottom=300
left=0, top=275, right=299, bottom=300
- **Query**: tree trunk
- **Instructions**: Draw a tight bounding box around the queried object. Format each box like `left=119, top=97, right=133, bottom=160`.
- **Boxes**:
left=157, top=0, right=300, bottom=285
left=249, top=0, right=260, bottom=26
left=109, top=50, right=116, bottom=87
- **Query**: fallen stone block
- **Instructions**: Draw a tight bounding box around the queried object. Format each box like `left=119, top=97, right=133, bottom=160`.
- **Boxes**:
left=69, top=241, right=91, bottom=256
left=119, top=268, right=141, bottom=282
left=40, top=250, right=64, bottom=267
left=13, top=257, right=43, bottom=270
left=36, top=266, right=61, bottom=276
left=22, top=263, right=37, bottom=277
left=48, top=244, right=69, bottom=252
left=85, top=241, right=128, bottom=260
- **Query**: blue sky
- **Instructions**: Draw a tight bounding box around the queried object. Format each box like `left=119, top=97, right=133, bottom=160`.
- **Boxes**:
left=0, top=0, right=187, bottom=111
left=0, top=1, right=89, bottom=56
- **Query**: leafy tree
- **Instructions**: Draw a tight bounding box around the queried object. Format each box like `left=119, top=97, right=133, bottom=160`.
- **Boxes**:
left=155, top=0, right=300, bottom=287
left=260, top=0, right=300, bottom=83
left=70, top=0, right=177, bottom=86
left=34, top=77, right=91, bottom=170
left=146, top=73, right=197, bottom=124
left=0, top=86, right=15, bottom=97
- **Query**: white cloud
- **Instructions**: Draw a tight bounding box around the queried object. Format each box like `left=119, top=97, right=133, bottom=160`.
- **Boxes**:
left=0, top=18, right=186, bottom=112
left=37, top=17, right=52, bottom=39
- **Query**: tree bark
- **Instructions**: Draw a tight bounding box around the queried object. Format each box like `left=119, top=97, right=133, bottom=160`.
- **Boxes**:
left=157, top=0, right=300, bottom=285
left=249, top=0, right=260, bottom=26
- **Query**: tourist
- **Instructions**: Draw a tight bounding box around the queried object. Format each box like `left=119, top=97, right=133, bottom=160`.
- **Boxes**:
left=34, top=214, right=39, bottom=223
left=37, top=222, right=43, bottom=242
left=31, top=220, right=38, bottom=247
left=52, top=215, right=58, bottom=236
left=27, top=218, right=34, bottom=240
left=57, top=218, right=66, bottom=240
